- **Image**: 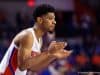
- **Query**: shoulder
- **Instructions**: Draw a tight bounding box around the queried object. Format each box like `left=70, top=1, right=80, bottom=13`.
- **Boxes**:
left=13, top=28, right=34, bottom=44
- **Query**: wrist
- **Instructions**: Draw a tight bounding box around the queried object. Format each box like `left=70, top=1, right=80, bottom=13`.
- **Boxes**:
left=47, top=51, right=57, bottom=60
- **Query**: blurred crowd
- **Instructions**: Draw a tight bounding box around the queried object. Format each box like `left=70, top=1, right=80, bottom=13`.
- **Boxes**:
left=0, top=6, right=100, bottom=75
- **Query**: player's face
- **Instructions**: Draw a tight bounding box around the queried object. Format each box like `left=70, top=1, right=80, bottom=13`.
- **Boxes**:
left=41, top=12, right=56, bottom=32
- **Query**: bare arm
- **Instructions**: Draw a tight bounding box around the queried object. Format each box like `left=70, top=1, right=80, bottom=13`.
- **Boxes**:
left=14, top=31, right=56, bottom=72
left=14, top=31, right=72, bottom=72
left=26, top=51, right=56, bottom=72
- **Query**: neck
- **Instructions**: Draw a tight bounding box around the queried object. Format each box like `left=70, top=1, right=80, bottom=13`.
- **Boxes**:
left=32, top=23, right=45, bottom=38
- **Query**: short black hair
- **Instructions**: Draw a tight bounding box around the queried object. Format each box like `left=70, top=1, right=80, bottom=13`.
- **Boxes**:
left=33, top=4, right=55, bottom=21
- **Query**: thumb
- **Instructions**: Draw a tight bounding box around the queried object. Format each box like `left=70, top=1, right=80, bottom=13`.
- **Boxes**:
left=64, top=50, right=73, bottom=54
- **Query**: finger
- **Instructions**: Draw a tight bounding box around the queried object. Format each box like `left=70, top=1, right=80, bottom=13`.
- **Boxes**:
left=49, top=41, right=57, bottom=46
left=66, top=50, right=73, bottom=54
left=51, top=41, right=56, bottom=43
left=50, top=41, right=56, bottom=45
left=64, top=50, right=73, bottom=55
left=50, top=42, right=67, bottom=50
left=54, top=44, right=65, bottom=50
left=49, top=43, right=62, bottom=50
left=56, top=42, right=67, bottom=49
left=60, top=50, right=70, bottom=58
left=54, top=44, right=62, bottom=50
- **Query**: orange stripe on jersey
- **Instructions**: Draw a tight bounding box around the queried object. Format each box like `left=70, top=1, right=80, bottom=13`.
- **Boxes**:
left=3, top=48, right=39, bottom=75
left=3, top=66, right=12, bottom=75
left=3, top=48, right=18, bottom=75
left=10, top=48, right=18, bottom=71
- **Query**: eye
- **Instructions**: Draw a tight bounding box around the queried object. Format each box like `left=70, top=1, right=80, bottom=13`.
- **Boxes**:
left=47, top=17, right=53, bottom=20
left=48, top=17, right=55, bottom=21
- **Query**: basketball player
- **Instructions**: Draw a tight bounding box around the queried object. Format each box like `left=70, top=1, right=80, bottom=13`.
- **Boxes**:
left=0, top=4, right=72, bottom=75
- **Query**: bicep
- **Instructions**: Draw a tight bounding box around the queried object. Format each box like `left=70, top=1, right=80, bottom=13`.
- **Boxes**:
left=17, top=33, right=33, bottom=65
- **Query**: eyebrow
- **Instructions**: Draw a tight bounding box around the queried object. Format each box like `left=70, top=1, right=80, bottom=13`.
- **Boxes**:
left=41, top=13, right=55, bottom=19
left=46, top=15, right=55, bottom=19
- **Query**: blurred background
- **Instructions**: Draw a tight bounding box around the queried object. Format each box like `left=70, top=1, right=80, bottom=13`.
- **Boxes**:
left=0, top=0, right=100, bottom=75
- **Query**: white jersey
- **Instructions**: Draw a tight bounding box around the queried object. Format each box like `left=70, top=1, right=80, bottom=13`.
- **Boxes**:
left=0, top=28, right=42, bottom=75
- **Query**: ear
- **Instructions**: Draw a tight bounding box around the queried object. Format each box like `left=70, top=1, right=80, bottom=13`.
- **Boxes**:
left=37, top=17, right=43, bottom=24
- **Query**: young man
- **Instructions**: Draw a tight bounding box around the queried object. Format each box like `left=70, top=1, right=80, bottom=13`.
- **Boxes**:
left=0, top=4, right=72, bottom=75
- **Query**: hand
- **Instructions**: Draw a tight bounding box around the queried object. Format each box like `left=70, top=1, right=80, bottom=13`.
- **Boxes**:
left=48, top=41, right=67, bottom=53
left=48, top=41, right=72, bottom=59
left=53, top=49, right=73, bottom=59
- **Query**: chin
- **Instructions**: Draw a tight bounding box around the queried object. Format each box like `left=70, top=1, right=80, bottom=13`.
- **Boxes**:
left=49, top=27, right=55, bottom=31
